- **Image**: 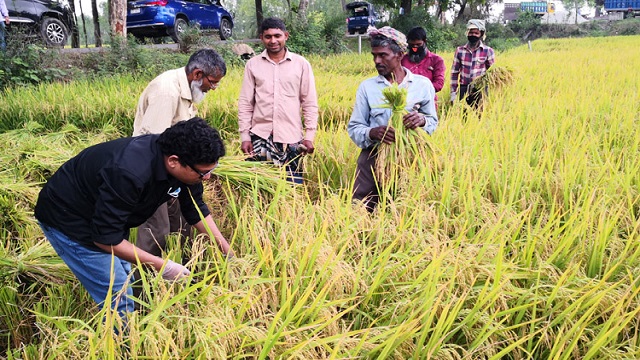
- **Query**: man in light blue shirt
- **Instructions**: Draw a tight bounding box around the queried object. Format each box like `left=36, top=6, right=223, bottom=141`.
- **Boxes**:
left=347, top=26, right=438, bottom=211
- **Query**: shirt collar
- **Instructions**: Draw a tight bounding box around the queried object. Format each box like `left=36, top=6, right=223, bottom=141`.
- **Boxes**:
left=178, top=67, right=193, bottom=102
left=375, top=67, right=415, bottom=86
left=464, top=41, right=486, bottom=51
left=259, top=48, right=293, bottom=64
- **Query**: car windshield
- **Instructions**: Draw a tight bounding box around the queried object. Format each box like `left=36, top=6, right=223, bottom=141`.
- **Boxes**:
left=351, top=6, right=370, bottom=17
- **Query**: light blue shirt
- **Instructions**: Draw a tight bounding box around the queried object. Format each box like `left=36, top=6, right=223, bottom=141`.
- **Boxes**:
left=347, top=68, right=438, bottom=149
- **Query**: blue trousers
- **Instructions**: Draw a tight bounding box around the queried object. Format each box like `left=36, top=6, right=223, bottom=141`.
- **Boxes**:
left=0, top=22, right=6, bottom=51
left=39, top=222, right=135, bottom=316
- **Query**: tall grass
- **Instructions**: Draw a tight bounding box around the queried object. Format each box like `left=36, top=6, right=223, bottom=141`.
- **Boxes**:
left=1, top=35, right=640, bottom=358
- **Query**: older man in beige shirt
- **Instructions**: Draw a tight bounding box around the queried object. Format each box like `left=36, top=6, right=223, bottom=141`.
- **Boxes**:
left=237, top=17, right=318, bottom=184
left=133, top=49, right=226, bottom=292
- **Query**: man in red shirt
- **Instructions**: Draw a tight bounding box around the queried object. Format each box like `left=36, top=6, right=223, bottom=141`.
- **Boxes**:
left=401, top=26, right=445, bottom=109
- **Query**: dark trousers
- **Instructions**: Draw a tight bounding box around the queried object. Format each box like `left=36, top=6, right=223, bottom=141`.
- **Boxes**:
left=352, top=147, right=379, bottom=212
left=459, top=84, right=487, bottom=110
left=132, top=198, right=192, bottom=308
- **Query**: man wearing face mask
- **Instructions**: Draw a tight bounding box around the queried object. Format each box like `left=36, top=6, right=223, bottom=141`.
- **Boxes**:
left=450, top=19, right=495, bottom=110
left=401, top=27, right=445, bottom=109
left=132, top=49, right=226, bottom=294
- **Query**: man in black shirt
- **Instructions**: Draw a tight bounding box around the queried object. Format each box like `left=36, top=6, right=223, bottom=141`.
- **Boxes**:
left=35, top=117, right=231, bottom=316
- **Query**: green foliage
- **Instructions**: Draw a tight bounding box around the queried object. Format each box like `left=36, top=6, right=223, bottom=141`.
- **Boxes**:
left=389, top=8, right=458, bottom=52
left=508, top=11, right=542, bottom=38
left=78, top=37, right=189, bottom=79
left=177, top=23, right=205, bottom=54
left=0, top=31, right=68, bottom=90
left=283, top=11, right=350, bottom=55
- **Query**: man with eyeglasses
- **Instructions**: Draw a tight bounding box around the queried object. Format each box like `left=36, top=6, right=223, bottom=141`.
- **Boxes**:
left=132, top=48, right=225, bottom=273
left=35, top=118, right=232, bottom=317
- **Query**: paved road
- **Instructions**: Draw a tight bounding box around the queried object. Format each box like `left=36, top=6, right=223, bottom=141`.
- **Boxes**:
left=61, top=38, right=261, bottom=53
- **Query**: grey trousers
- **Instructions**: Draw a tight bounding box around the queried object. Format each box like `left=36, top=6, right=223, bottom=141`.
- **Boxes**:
left=352, top=147, right=379, bottom=212
left=136, top=198, right=192, bottom=256
left=133, top=198, right=192, bottom=308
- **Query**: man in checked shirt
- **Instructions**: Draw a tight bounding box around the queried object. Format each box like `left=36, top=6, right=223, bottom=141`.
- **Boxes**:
left=449, top=19, right=495, bottom=110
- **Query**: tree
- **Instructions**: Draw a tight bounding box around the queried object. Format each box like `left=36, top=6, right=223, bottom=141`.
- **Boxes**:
left=561, top=0, right=594, bottom=23
left=255, top=0, right=264, bottom=33
left=92, top=0, right=102, bottom=47
left=109, top=0, right=127, bottom=38
left=68, top=0, right=80, bottom=47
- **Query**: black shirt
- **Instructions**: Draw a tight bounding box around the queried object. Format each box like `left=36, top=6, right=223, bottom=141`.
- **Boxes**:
left=34, top=135, right=210, bottom=249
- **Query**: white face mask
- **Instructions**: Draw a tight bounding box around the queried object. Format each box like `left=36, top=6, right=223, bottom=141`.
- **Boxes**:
left=190, top=78, right=206, bottom=104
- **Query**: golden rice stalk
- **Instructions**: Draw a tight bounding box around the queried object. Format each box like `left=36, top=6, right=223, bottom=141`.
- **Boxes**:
left=374, top=83, right=430, bottom=195
left=469, top=65, right=515, bottom=92
left=213, top=155, right=293, bottom=195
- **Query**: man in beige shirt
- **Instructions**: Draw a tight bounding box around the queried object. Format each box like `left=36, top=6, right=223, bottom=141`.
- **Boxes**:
left=133, top=49, right=227, bottom=294
left=237, top=17, right=319, bottom=184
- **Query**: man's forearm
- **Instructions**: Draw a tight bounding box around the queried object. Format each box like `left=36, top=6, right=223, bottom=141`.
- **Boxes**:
left=194, top=214, right=231, bottom=255
left=95, top=240, right=165, bottom=271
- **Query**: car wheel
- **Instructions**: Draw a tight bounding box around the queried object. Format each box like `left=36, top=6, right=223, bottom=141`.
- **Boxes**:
left=348, top=29, right=355, bottom=35
left=170, top=17, right=188, bottom=42
left=40, top=17, right=68, bottom=47
left=219, top=18, right=232, bottom=40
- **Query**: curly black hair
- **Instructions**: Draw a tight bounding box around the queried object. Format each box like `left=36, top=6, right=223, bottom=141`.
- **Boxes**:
left=157, top=117, right=225, bottom=166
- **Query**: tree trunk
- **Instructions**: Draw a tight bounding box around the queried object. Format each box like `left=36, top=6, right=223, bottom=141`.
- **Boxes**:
left=455, top=0, right=468, bottom=24
left=340, top=0, right=346, bottom=10
left=255, top=0, right=263, bottom=35
left=91, top=0, right=102, bottom=47
left=68, top=0, right=80, bottom=47
left=110, top=0, right=127, bottom=38
left=77, top=0, right=89, bottom=47
left=298, top=0, right=309, bottom=20
left=401, top=0, right=412, bottom=15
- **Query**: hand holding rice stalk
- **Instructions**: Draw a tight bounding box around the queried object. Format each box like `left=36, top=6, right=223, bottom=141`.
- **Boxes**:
left=469, top=65, right=514, bottom=93
left=374, top=82, right=432, bottom=195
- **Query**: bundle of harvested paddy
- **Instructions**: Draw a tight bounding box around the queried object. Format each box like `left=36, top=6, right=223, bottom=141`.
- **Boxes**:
left=469, top=65, right=515, bottom=92
left=374, top=83, right=434, bottom=196
left=213, top=155, right=294, bottom=195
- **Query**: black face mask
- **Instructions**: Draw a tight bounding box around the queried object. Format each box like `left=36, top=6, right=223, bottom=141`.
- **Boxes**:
left=408, top=45, right=426, bottom=57
left=408, top=45, right=427, bottom=63
left=467, top=35, right=481, bottom=45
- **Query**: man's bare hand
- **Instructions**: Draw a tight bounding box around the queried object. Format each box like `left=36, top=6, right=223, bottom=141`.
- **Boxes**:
left=241, top=141, right=253, bottom=156
left=370, top=126, right=395, bottom=144
left=301, top=140, right=314, bottom=154
left=403, top=111, right=426, bottom=130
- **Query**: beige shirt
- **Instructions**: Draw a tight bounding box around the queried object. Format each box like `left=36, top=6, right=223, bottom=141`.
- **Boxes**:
left=133, top=67, right=196, bottom=136
left=237, top=49, right=319, bottom=144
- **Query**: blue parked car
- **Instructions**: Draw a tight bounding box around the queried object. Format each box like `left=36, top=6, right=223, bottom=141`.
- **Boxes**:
left=346, top=1, right=377, bottom=35
left=127, top=0, right=234, bottom=42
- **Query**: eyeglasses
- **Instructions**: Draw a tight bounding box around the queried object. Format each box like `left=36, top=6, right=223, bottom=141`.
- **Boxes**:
left=187, top=163, right=218, bottom=178
left=203, top=75, right=220, bottom=90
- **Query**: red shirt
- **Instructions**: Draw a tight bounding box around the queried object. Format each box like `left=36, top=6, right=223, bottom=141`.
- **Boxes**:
left=401, top=51, right=446, bottom=93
